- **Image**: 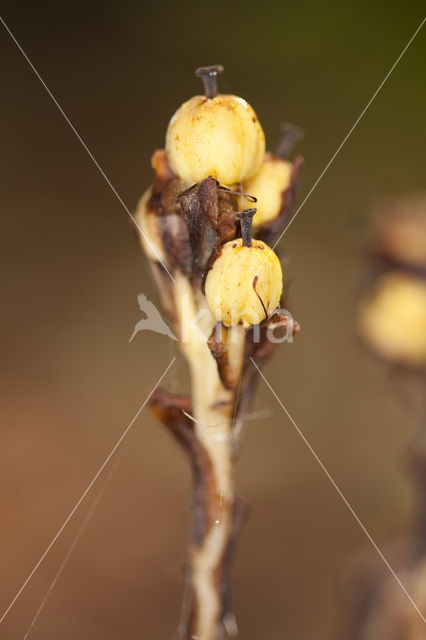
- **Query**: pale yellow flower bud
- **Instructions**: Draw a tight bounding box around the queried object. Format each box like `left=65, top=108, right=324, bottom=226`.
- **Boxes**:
left=239, top=155, right=292, bottom=226
left=205, top=238, right=283, bottom=328
left=165, top=94, right=265, bottom=186
left=359, top=272, right=426, bottom=367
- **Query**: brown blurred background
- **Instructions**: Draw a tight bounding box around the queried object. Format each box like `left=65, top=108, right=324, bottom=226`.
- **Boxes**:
left=1, top=1, right=426, bottom=638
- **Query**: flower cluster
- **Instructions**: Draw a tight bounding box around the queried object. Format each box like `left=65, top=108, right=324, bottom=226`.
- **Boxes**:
left=135, top=64, right=302, bottom=341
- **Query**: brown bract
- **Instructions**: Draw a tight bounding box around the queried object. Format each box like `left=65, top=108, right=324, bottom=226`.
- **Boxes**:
left=148, top=388, right=220, bottom=546
left=177, top=177, right=237, bottom=276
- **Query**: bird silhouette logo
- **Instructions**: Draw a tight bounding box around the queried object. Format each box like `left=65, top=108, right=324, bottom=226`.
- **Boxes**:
left=129, top=294, right=177, bottom=342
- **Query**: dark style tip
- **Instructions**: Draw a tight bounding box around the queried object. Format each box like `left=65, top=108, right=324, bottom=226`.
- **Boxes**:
left=235, top=208, right=256, bottom=247
left=195, top=65, right=224, bottom=99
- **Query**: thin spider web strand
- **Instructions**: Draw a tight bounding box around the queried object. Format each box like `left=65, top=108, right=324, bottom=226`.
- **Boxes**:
left=0, top=17, right=175, bottom=283
left=23, top=448, right=126, bottom=639
left=271, top=16, right=426, bottom=248
left=251, top=358, right=426, bottom=624
left=0, top=357, right=175, bottom=625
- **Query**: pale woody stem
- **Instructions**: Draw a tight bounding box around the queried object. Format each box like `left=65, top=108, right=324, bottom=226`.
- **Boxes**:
left=174, top=274, right=244, bottom=639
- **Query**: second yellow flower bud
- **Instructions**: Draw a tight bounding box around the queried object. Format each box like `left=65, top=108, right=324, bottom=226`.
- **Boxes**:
left=205, top=238, right=283, bottom=328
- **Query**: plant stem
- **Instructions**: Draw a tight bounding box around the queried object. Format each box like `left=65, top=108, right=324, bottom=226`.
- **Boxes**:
left=174, top=273, right=244, bottom=638
left=136, top=146, right=301, bottom=638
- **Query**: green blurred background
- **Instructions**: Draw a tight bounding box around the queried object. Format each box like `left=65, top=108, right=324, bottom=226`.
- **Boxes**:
left=1, top=1, right=426, bottom=638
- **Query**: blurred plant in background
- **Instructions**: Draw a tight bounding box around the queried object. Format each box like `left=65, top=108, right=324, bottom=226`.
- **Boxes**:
left=134, top=66, right=302, bottom=640
left=339, top=194, right=426, bottom=639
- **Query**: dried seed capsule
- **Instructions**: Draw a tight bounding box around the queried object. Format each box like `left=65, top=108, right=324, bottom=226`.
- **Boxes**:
left=359, top=272, right=426, bottom=367
left=166, top=66, right=265, bottom=186
left=239, top=153, right=293, bottom=226
left=205, top=236, right=283, bottom=328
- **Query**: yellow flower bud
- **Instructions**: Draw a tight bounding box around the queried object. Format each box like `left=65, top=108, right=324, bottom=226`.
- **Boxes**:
left=239, top=154, right=292, bottom=226
left=165, top=94, right=265, bottom=186
left=359, top=272, right=426, bottom=367
left=205, top=238, right=283, bottom=328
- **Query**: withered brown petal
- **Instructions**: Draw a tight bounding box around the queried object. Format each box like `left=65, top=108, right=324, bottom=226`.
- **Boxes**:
left=178, top=177, right=221, bottom=274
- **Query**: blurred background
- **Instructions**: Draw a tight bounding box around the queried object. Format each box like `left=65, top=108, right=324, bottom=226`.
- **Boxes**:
left=1, top=1, right=426, bottom=638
